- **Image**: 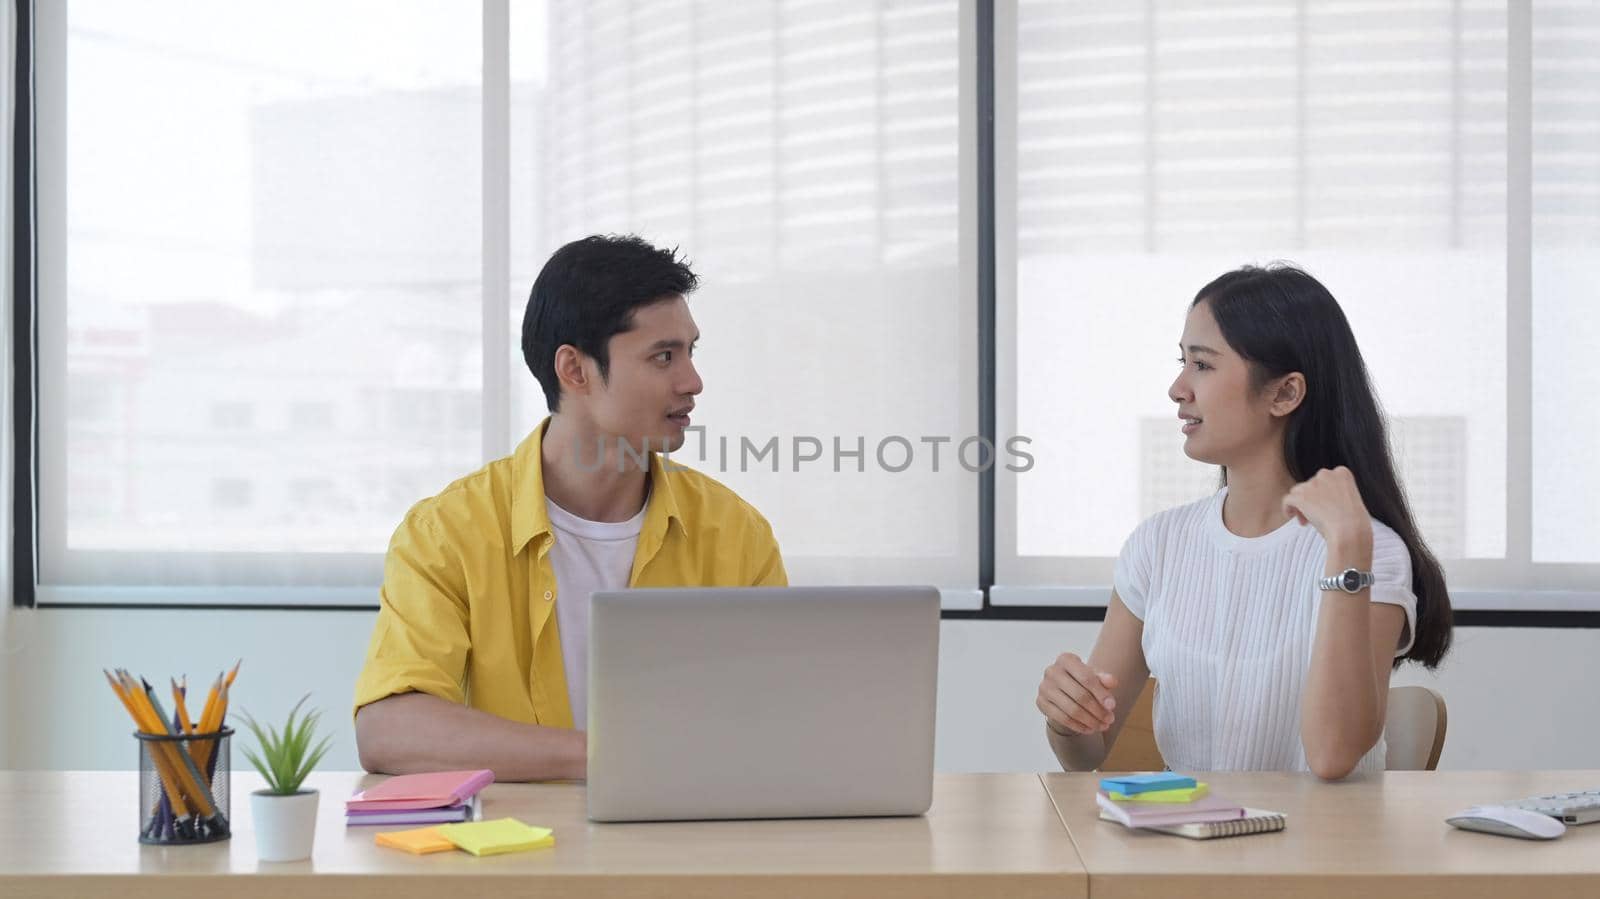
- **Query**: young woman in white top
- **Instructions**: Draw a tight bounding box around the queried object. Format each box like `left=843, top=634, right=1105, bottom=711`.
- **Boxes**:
left=1037, top=264, right=1452, bottom=780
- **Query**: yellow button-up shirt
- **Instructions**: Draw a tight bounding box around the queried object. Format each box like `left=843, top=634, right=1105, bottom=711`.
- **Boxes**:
left=353, top=420, right=787, bottom=728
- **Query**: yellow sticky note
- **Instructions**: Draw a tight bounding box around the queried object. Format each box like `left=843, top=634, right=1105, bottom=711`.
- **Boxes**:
left=375, top=826, right=459, bottom=855
left=436, top=818, right=555, bottom=857
left=1108, top=782, right=1209, bottom=803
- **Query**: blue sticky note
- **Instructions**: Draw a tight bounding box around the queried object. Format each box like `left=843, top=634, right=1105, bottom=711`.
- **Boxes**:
left=1098, top=773, right=1197, bottom=795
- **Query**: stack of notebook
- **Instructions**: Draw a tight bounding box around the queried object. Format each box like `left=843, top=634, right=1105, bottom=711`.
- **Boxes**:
left=346, top=769, right=495, bottom=827
left=1096, top=773, right=1286, bottom=839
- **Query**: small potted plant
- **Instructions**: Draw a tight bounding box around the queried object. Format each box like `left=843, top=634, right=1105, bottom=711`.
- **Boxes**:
left=239, top=695, right=332, bottom=862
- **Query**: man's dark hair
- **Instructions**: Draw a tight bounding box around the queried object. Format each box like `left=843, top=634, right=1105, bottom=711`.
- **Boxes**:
left=522, top=234, right=699, bottom=412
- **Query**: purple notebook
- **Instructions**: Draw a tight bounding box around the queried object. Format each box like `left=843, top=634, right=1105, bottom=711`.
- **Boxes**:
left=345, top=796, right=481, bottom=827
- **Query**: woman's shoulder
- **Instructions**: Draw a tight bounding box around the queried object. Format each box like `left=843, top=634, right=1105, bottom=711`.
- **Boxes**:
left=1114, top=490, right=1225, bottom=618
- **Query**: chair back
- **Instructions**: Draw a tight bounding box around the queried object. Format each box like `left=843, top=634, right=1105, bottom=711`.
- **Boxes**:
left=1384, top=685, right=1448, bottom=771
left=1099, top=677, right=1166, bottom=772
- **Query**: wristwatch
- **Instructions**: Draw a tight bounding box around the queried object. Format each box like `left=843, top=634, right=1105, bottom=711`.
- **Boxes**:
left=1319, top=568, right=1376, bottom=594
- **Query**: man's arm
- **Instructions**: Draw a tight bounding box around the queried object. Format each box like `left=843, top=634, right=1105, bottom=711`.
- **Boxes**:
left=356, top=692, right=586, bottom=781
left=355, top=509, right=583, bottom=781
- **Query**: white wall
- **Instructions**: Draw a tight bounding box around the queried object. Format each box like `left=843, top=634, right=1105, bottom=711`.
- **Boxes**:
left=2, top=610, right=1596, bottom=772
left=0, top=604, right=11, bottom=766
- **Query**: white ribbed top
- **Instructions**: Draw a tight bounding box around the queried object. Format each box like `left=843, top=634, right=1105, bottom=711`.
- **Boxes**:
left=1113, top=487, right=1418, bottom=774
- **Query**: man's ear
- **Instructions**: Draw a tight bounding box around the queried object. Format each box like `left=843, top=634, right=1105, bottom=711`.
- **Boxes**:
left=1268, top=372, right=1306, bottom=418
left=554, top=344, right=591, bottom=399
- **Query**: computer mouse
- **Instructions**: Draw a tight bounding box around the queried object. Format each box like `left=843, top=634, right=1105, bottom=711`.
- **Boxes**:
left=1445, top=805, right=1566, bottom=840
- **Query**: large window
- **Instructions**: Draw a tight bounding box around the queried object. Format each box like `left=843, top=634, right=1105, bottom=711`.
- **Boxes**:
left=1531, top=0, right=1600, bottom=567
left=21, top=1, right=1599, bottom=611
left=511, top=1, right=978, bottom=593
left=995, top=0, right=1599, bottom=608
left=34, top=0, right=978, bottom=606
left=39, top=1, right=484, bottom=598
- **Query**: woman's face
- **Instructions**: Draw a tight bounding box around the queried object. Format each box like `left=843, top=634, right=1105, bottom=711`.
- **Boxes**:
left=1168, top=300, right=1283, bottom=466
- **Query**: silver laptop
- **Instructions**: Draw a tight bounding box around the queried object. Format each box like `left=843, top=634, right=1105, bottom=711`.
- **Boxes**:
left=586, top=585, right=940, bottom=823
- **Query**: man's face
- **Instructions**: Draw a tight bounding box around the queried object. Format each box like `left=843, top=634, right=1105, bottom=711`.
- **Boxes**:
left=586, top=294, right=702, bottom=453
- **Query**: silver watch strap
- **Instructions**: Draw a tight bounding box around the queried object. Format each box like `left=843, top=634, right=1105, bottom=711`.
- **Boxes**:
left=1319, top=568, right=1376, bottom=593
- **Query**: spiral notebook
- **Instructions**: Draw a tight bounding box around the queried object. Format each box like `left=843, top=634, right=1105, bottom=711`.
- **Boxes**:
left=1098, top=806, right=1287, bottom=839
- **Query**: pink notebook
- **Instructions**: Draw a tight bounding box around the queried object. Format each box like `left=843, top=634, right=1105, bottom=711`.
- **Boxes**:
left=1095, top=791, right=1246, bottom=829
left=346, top=769, right=495, bottom=812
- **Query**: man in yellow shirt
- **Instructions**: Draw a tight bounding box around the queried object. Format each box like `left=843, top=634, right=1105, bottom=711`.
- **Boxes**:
left=354, top=235, right=786, bottom=781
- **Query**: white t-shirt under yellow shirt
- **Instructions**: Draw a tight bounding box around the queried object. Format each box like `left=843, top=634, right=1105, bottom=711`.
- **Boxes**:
left=547, top=497, right=645, bottom=732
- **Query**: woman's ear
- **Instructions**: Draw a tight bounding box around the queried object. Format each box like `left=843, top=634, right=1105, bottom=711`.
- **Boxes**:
left=1268, top=372, right=1306, bottom=418
left=554, top=344, right=590, bottom=398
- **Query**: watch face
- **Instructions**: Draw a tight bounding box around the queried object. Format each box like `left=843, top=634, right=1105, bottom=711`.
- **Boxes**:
left=1342, top=569, right=1362, bottom=592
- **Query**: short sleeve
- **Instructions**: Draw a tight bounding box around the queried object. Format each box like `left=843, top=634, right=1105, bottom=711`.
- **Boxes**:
left=1112, top=517, right=1157, bottom=621
left=746, top=511, right=788, bottom=588
left=1369, top=521, right=1418, bottom=658
left=352, top=510, right=473, bottom=717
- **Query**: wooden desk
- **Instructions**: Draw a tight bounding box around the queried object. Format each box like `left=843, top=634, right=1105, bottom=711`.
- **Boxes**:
left=1043, top=769, right=1600, bottom=898
left=0, top=771, right=1085, bottom=899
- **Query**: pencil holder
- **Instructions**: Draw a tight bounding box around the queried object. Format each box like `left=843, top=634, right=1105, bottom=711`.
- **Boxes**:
left=135, top=726, right=234, bottom=844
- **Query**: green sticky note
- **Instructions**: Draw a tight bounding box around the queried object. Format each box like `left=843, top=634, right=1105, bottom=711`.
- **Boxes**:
left=1107, top=782, right=1209, bottom=803
left=436, top=818, right=555, bottom=857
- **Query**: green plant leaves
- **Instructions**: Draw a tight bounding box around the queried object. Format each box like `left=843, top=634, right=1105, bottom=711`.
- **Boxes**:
left=238, top=693, right=332, bottom=795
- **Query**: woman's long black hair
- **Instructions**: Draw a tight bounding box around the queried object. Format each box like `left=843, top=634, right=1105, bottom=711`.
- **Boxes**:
left=1195, top=264, right=1452, bottom=669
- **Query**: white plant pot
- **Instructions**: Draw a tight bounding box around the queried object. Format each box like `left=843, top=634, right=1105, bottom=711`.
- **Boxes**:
left=251, top=789, right=319, bottom=862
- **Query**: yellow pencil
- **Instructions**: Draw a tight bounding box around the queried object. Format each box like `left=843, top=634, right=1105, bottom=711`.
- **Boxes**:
left=108, top=671, right=192, bottom=818
left=198, top=674, right=222, bottom=734
left=116, top=671, right=161, bottom=731
left=169, top=676, right=210, bottom=791
left=171, top=678, right=197, bottom=737
left=107, top=670, right=177, bottom=825
left=193, top=674, right=229, bottom=773
left=103, top=670, right=141, bottom=722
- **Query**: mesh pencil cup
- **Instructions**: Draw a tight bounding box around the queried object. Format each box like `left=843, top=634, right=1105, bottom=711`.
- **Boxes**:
left=135, top=726, right=233, bottom=844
